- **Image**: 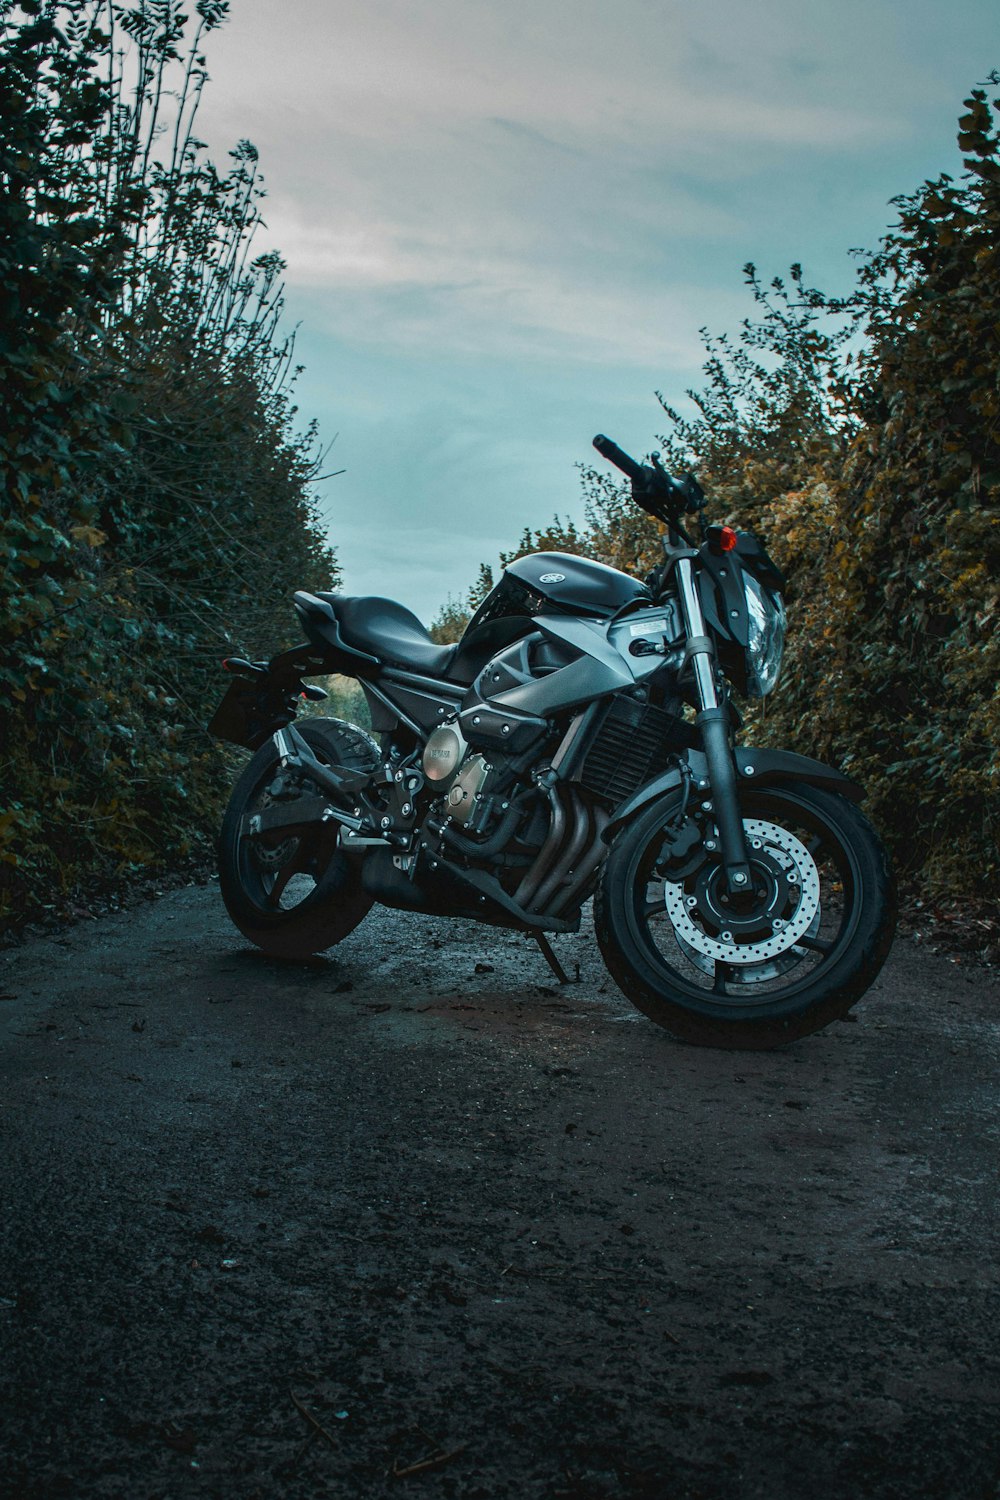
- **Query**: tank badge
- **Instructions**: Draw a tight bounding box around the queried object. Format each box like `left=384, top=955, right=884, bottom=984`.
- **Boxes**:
left=539, top=572, right=566, bottom=583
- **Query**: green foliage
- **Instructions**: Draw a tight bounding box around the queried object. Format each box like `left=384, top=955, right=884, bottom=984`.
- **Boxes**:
left=319, top=675, right=371, bottom=730
left=428, top=595, right=472, bottom=645
left=0, top=0, right=339, bottom=933
left=812, top=79, right=1000, bottom=891
left=467, top=560, right=495, bottom=610
left=427, top=561, right=500, bottom=643
left=498, top=515, right=587, bottom=567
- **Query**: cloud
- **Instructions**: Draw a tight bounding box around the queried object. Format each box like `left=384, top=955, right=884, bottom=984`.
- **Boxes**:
left=189, top=0, right=1000, bottom=613
left=251, top=188, right=754, bottom=370
left=195, top=0, right=911, bottom=379
left=210, top=0, right=898, bottom=156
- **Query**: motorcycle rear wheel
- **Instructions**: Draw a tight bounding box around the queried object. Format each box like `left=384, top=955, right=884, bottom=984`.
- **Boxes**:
left=219, top=717, right=379, bottom=959
left=594, top=780, right=896, bottom=1048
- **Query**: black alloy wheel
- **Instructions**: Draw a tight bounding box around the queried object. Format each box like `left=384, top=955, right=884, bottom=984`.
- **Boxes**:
left=594, top=780, right=896, bottom=1048
left=218, top=717, right=379, bottom=958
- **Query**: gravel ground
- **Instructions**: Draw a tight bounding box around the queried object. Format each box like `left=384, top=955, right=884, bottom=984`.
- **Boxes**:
left=1, top=884, right=998, bottom=1500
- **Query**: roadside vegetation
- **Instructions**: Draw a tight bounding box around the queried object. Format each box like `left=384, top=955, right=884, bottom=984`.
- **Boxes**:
left=434, top=80, right=1000, bottom=906
left=3, top=7, right=996, bottom=944
left=0, top=0, right=338, bottom=935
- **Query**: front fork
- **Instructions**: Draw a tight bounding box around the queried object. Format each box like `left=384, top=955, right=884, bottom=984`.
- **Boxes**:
left=673, top=555, right=752, bottom=896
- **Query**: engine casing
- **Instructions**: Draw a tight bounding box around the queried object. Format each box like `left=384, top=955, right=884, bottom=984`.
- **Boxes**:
left=445, top=753, right=490, bottom=825
left=422, top=721, right=467, bottom=787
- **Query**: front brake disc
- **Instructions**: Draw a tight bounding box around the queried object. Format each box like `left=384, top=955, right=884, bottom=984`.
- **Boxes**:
left=662, top=818, right=820, bottom=967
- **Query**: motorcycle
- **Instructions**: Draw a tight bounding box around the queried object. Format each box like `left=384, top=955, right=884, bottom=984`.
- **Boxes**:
left=208, top=434, right=896, bottom=1048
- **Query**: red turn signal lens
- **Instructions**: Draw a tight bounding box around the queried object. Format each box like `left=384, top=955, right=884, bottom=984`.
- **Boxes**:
left=707, top=525, right=739, bottom=555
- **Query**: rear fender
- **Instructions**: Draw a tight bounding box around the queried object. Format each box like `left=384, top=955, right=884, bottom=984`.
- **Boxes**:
left=602, top=746, right=865, bottom=842
left=207, top=642, right=328, bottom=750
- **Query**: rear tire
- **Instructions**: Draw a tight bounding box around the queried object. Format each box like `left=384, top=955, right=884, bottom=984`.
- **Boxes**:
left=219, top=717, right=379, bottom=959
left=594, top=780, right=896, bottom=1048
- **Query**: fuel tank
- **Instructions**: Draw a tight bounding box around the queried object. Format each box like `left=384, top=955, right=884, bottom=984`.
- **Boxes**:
left=467, top=551, right=650, bottom=630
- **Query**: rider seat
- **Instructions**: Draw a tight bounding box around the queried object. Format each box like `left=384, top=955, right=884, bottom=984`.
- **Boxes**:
left=317, top=594, right=460, bottom=677
left=299, top=593, right=536, bottom=686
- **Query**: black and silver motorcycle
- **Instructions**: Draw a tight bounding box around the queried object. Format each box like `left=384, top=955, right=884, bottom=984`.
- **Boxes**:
left=208, top=435, right=896, bottom=1048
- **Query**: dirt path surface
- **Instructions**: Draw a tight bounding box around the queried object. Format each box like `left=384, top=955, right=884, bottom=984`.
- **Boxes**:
left=1, top=884, right=998, bottom=1500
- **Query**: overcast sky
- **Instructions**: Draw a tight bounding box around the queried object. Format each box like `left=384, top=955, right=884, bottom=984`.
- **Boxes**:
left=194, top=0, right=998, bottom=623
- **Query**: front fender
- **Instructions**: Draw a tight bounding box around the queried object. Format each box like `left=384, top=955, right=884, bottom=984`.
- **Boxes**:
left=733, top=747, right=864, bottom=800
left=603, top=746, right=864, bottom=842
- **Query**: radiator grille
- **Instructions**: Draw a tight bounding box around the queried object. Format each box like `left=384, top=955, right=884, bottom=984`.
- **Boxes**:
left=576, top=698, right=690, bottom=804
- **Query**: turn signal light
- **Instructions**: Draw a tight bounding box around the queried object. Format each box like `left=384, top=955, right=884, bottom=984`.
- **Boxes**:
left=707, top=525, right=738, bottom=555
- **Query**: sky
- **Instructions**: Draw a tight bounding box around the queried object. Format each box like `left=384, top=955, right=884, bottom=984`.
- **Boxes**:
left=193, top=0, right=998, bottom=623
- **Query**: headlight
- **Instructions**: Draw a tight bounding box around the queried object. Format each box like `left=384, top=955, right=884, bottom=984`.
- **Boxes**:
left=743, top=571, right=786, bottom=696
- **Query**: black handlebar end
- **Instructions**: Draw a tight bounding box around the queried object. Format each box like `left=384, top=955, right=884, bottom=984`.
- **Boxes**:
left=592, top=433, right=645, bottom=483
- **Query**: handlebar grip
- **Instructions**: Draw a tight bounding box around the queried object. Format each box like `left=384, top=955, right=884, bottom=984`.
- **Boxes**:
left=593, top=434, right=646, bottom=483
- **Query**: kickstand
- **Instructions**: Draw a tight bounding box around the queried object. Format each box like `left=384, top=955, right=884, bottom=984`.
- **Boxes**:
left=533, top=932, right=580, bottom=986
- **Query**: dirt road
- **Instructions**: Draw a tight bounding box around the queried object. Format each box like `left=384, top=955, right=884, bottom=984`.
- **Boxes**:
left=1, top=883, right=998, bottom=1499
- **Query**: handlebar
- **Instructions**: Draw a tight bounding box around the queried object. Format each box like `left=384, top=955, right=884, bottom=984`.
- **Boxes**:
left=592, top=433, right=646, bottom=484
left=592, top=434, right=706, bottom=523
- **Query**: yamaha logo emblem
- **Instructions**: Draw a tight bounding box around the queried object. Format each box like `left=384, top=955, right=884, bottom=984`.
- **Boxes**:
left=538, top=572, right=566, bottom=583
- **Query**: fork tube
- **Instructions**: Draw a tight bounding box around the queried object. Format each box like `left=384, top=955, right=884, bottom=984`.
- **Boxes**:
left=675, top=559, right=721, bottom=711
left=674, top=557, right=751, bottom=894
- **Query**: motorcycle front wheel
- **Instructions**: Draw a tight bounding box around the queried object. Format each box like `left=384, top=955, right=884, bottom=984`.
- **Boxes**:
left=594, top=780, right=896, bottom=1048
left=218, top=717, right=379, bottom=959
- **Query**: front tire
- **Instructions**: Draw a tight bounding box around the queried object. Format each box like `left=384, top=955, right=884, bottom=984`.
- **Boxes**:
left=594, top=781, right=896, bottom=1048
left=219, top=717, right=379, bottom=959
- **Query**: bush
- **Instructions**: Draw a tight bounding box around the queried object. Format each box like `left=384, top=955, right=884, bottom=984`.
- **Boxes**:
left=0, top=0, right=338, bottom=934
